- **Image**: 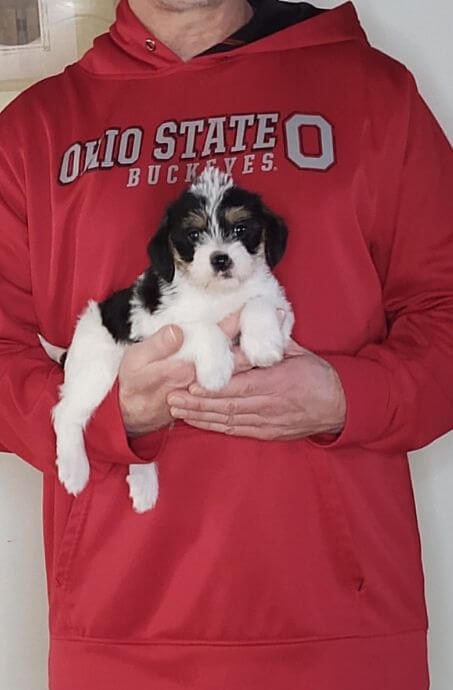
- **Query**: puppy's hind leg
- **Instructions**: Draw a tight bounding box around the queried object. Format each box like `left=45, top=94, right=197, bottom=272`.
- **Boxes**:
left=52, top=411, right=91, bottom=495
left=126, top=463, right=159, bottom=513
left=52, top=301, right=126, bottom=496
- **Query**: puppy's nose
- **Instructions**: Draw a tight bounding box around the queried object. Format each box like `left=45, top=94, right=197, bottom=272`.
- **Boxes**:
left=210, top=252, right=233, bottom=272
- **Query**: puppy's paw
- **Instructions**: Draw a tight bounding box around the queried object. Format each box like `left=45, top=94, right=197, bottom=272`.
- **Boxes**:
left=56, top=451, right=90, bottom=496
left=126, top=464, right=159, bottom=513
left=241, top=328, right=284, bottom=368
left=196, top=349, right=234, bottom=391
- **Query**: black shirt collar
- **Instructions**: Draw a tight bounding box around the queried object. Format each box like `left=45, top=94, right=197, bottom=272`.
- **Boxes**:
left=197, top=0, right=324, bottom=57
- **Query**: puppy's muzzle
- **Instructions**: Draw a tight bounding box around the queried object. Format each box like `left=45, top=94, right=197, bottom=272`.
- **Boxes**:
left=210, top=252, right=233, bottom=273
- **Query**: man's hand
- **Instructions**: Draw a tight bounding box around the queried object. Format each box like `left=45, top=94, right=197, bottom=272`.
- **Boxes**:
left=118, top=313, right=252, bottom=437
left=166, top=339, right=346, bottom=441
left=118, top=325, right=192, bottom=437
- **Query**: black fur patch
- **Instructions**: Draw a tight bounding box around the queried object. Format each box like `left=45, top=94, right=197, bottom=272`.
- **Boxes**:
left=148, top=192, right=206, bottom=281
left=136, top=268, right=162, bottom=313
left=218, top=189, right=263, bottom=254
left=218, top=187, right=288, bottom=267
left=100, top=287, right=134, bottom=343
left=262, top=208, right=288, bottom=268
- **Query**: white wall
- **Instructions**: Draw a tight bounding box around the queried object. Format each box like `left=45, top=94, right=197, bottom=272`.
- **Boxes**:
left=1, top=1, right=452, bottom=689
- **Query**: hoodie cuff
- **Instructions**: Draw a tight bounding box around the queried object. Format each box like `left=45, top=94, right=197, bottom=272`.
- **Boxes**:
left=306, top=354, right=391, bottom=450
left=85, top=378, right=168, bottom=465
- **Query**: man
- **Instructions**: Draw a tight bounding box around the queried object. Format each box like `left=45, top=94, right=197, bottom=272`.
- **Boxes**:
left=0, top=0, right=452, bottom=688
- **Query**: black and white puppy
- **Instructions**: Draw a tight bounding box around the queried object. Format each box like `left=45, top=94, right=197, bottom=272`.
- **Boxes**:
left=44, top=167, right=294, bottom=513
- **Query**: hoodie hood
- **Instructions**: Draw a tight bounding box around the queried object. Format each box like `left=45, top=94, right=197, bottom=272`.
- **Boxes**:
left=78, top=0, right=368, bottom=77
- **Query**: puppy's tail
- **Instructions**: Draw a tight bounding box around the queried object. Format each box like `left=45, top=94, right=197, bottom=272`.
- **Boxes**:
left=38, top=333, right=68, bottom=367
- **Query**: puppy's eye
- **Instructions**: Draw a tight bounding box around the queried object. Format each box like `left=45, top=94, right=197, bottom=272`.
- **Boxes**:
left=232, top=223, right=248, bottom=238
left=187, top=230, right=200, bottom=243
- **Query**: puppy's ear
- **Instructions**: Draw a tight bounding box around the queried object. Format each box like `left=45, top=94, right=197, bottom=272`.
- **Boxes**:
left=147, top=213, right=175, bottom=283
left=263, top=208, right=288, bottom=269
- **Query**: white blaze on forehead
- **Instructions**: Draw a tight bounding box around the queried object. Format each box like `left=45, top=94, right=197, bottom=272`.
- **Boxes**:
left=190, top=167, right=234, bottom=239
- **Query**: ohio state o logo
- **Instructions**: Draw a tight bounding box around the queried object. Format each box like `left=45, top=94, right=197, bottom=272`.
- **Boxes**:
left=284, top=114, right=335, bottom=171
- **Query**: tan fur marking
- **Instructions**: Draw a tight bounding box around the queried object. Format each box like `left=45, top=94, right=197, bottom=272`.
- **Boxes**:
left=182, top=210, right=208, bottom=230
left=225, top=206, right=252, bottom=224
left=170, top=240, right=190, bottom=274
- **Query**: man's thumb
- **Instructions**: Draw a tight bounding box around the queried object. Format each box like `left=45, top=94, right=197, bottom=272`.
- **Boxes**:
left=153, top=325, right=184, bottom=358
left=130, top=325, right=184, bottom=367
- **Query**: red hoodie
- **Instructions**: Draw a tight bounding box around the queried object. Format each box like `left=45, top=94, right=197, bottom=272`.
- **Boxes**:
left=1, top=1, right=452, bottom=688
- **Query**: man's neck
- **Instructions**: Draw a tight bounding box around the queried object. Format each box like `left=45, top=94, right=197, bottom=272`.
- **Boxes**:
left=128, top=0, right=254, bottom=62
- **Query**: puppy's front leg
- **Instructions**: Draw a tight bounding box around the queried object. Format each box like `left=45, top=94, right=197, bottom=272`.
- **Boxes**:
left=240, top=297, right=285, bottom=367
left=181, top=323, right=234, bottom=392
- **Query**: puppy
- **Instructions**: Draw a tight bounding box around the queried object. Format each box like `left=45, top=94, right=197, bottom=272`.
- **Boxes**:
left=45, top=167, right=294, bottom=513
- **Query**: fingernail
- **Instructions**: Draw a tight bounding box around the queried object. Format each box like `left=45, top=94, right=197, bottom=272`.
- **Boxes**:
left=168, top=395, right=184, bottom=406
left=189, top=385, right=203, bottom=395
left=165, top=326, right=179, bottom=345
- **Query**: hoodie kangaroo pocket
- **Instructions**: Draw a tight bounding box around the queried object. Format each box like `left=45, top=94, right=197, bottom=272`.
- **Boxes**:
left=305, top=449, right=365, bottom=593
left=52, top=483, right=93, bottom=624
left=52, top=429, right=365, bottom=642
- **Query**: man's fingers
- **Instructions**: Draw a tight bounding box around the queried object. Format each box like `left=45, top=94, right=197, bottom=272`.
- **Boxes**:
left=219, top=308, right=285, bottom=343
left=218, top=310, right=242, bottom=341
left=188, top=368, right=267, bottom=398
left=159, top=358, right=197, bottom=389
left=284, top=337, right=311, bottom=357
left=232, top=345, right=254, bottom=374
left=167, top=392, right=264, bottom=415
left=182, top=419, right=272, bottom=439
left=170, top=407, right=263, bottom=427
left=126, top=325, right=184, bottom=369
left=277, top=308, right=286, bottom=325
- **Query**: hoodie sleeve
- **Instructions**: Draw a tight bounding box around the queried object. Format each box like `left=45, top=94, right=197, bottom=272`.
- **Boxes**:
left=0, top=113, right=167, bottom=474
left=313, top=71, right=453, bottom=454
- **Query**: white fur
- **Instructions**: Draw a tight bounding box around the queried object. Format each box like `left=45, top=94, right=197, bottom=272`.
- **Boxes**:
left=130, top=263, right=294, bottom=387
left=47, top=264, right=293, bottom=512
left=38, top=333, right=66, bottom=363
left=45, top=169, right=294, bottom=513
left=187, top=237, right=255, bottom=289
left=51, top=301, right=126, bottom=496
left=190, top=167, right=233, bottom=240
left=126, top=463, right=159, bottom=514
